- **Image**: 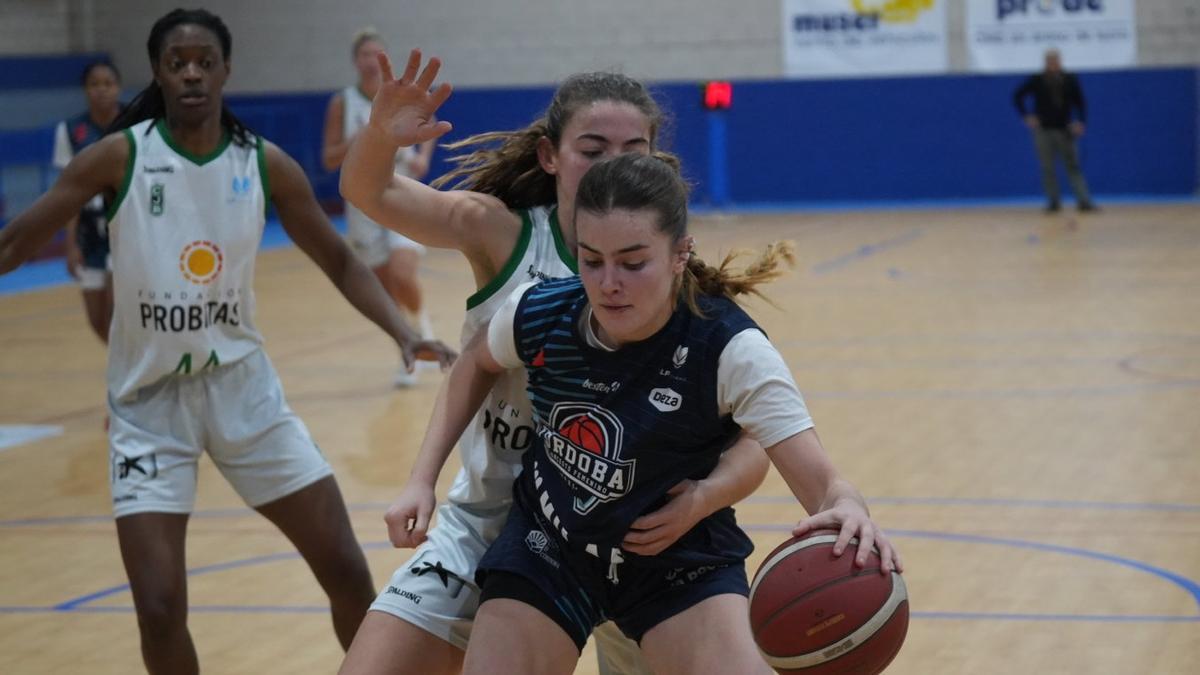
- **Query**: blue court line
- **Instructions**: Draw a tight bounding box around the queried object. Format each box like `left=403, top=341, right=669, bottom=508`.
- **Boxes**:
left=742, top=495, right=1200, bottom=512
left=5, top=496, right=1200, bottom=529
left=800, top=378, right=1200, bottom=399
left=52, top=541, right=394, bottom=610
left=689, top=193, right=1200, bottom=216
left=911, top=612, right=1198, bottom=623
left=5, top=527, right=1194, bottom=622
left=892, top=528, right=1200, bottom=614
left=810, top=228, right=922, bottom=275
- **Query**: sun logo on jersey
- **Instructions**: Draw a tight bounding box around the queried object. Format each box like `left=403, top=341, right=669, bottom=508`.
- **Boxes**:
left=179, top=240, right=224, bottom=285
left=540, top=402, right=636, bottom=515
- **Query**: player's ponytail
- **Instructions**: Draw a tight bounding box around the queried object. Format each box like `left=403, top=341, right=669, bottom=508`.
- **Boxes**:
left=575, top=153, right=794, bottom=314
left=109, top=8, right=254, bottom=148
left=681, top=242, right=796, bottom=313
left=434, top=71, right=672, bottom=209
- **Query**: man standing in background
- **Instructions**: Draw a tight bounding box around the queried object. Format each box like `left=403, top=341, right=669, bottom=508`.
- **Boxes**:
left=1014, top=49, right=1097, bottom=213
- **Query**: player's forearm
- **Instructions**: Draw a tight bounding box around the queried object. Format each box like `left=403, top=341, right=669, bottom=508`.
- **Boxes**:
left=340, top=124, right=404, bottom=216
left=0, top=200, right=73, bottom=274
left=694, top=434, right=769, bottom=517
left=765, top=428, right=867, bottom=517
left=334, top=250, right=420, bottom=346
left=410, top=345, right=498, bottom=486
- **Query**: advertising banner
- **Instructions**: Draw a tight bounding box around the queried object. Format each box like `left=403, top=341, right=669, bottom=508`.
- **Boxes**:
left=781, top=0, right=949, bottom=77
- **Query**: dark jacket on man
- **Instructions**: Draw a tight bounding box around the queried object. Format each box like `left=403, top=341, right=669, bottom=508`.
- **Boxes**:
left=1013, top=73, right=1086, bottom=130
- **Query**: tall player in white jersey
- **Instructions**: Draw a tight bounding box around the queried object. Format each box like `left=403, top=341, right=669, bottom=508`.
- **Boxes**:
left=323, top=28, right=437, bottom=386
left=0, top=11, right=454, bottom=675
left=337, top=50, right=770, bottom=675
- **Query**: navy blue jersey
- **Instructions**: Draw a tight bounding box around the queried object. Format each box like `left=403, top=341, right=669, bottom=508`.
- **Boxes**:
left=58, top=111, right=111, bottom=223
left=64, top=111, right=107, bottom=155
left=510, top=277, right=758, bottom=568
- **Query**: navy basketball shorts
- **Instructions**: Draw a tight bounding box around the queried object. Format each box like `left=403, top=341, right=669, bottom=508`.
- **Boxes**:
left=476, top=501, right=749, bottom=652
left=75, top=207, right=111, bottom=289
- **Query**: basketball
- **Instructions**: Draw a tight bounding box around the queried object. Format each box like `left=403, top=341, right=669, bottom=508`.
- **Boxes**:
left=749, top=531, right=909, bottom=674
left=559, top=414, right=605, bottom=454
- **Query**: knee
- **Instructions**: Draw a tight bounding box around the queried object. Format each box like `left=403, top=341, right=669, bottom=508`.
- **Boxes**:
left=133, top=587, right=188, bottom=640
left=314, top=542, right=375, bottom=596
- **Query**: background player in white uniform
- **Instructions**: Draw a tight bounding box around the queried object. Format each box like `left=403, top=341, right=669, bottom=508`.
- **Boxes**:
left=52, top=59, right=123, bottom=343
left=422, top=153, right=902, bottom=674
left=0, top=10, right=454, bottom=675
left=323, top=28, right=437, bottom=386
left=337, top=50, right=770, bottom=675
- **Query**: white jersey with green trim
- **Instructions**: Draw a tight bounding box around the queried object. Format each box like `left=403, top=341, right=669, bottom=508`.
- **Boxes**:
left=448, top=205, right=577, bottom=519
left=105, top=118, right=269, bottom=401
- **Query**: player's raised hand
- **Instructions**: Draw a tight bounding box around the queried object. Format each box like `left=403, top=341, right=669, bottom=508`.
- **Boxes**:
left=368, top=49, right=453, bottom=147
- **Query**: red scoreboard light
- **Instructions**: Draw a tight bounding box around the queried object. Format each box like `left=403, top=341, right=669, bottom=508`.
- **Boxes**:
left=702, top=81, right=732, bottom=110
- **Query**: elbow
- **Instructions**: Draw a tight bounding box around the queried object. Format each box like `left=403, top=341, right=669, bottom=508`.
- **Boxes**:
left=751, top=447, right=771, bottom=482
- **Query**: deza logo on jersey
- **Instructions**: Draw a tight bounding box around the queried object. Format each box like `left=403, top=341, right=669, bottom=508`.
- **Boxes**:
left=997, top=0, right=1103, bottom=20
left=540, top=402, right=636, bottom=515
left=649, top=388, right=682, bottom=413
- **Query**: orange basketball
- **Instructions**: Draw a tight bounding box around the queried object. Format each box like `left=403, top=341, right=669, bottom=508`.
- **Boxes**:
left=559, top=414, right=605, bottom=454
left=749, top=531, right=908, bottom=674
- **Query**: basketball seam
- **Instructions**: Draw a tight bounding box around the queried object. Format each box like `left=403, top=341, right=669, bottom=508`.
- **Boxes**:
left=752, top=565, right=884, bottom=635
left=773, top=599, right=910, bottom=673
left=749, top=535, right=848, bottom=598
left=760, top=573, right=908, bottom=670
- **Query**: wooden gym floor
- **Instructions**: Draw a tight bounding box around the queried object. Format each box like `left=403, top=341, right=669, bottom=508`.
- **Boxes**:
left=1, top=203, right=1198, bottom=674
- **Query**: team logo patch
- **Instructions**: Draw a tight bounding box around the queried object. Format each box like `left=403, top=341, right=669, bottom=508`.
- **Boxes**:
left=409, top=560, right=466, bottom=593
left=111, top=452, right=158, bottom=483
left=229, top=175, right=253, bottom=201
left=540, top=402, right=635, bottom=515
left=525, top=529, right=561, bottom=569
left=150, top=182, right=165, bottom=216
left=525, top=529, right=549, bottom=553
left=179, top=240, right=224, bottom=285
left=649, top=387, right=682, bottom=412
left=673, top=345, right=689, bottom=368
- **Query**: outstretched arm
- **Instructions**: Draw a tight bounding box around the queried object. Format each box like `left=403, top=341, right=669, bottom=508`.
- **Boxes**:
left=265, top=140, right=455, bottom=368
left=719, top=329, right=901, bottom=574
left=339, top=49, right=516, bottom=255
left=385, top=329, right=506, bottom=547
left=770, top=431, right=901, bottom=575
left=0, top=133, right=127, bottom=275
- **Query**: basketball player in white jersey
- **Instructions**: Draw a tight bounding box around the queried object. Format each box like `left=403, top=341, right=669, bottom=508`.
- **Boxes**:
left=0, top=11, right=454, bottom=675
left=336, top=50, right=770, bottom=675
left=323, top=28, right=436, bottom=386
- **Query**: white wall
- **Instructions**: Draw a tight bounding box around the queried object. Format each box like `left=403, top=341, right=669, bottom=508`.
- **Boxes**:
left=0, top=0, right=71, bottom=54
left=4, top=0, right=1198, bottom=92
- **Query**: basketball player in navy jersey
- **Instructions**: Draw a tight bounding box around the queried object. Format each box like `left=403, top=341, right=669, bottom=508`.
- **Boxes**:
left=52, top=59, right=123, bottom=342
left=395, top=153, right=902, bottom=673
left=339, top=50, right=768, bottom=675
